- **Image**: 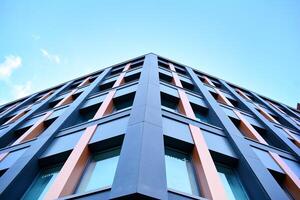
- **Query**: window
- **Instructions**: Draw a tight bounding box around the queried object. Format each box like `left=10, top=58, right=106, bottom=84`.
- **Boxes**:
left=159, top=73, right=173, bottom=84
left=191, top=104, right=210, bottom=124
left=161, top=93, right=179, bottom=112
left=110, top=66, right=124, bottom=76
left=76, top=148, right=120, bottom=193
left=22, top=165, right=61, bottom=200
left=270, top=170, right=295, bottom=200
left=124, top=72, right=140, bottom=84
left=181, top=81, right=195, bottom=92
left=112, top=93, right=135, bottom=112
left=165, top=148, right=200, bottom=196
left=216, top=164, right=249, bottom=200
left=78, top=103, right=101, bottom=123
left=99, top=81, right=115, bottom=91
left=158, top=61, right=170, bottom=70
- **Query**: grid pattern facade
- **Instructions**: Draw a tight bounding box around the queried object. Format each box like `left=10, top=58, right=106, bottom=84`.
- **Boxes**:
left=0, top=53, right=299, bottom=200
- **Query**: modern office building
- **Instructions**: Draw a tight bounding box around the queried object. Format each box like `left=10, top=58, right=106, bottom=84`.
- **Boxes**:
left=0, top=53, right=299, bottom=200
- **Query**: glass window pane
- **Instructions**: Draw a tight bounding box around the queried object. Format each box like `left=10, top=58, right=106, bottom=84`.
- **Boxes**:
left=22, top=165, right=61, bottom=200
left=76, top=148, right=120, bottom=193
left=216, top=164, right=249, bottom=200
left=165, top=148, right=199, bottom=196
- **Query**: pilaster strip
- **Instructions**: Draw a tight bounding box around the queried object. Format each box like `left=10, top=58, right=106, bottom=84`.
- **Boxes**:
left=44, top=64, right=130, bottom=200
left=234, top=110, right=300, bottom=199
left=187, top=68, right=288, bottom=199
left=251, top=92, right=300, bottom=132
left=220, top=80, right=300, bottom=159
left=169, top=63, right=228, bottom=200
left=0, top=68, right=110, bottom=200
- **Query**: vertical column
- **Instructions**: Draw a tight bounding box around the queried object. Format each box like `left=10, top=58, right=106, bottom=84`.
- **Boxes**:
left=110, top=54, right=168, bottom=199
left=44, top=65, right=130, bottom=199
left=0, top=69, right=110, bottom=200
left=220, top=80, right=300, bottom=159
left=186, top=68, right=288, bottom=200
left=0, top=93, right=38, bottom=121
left=251, top=92, right=300, bottom=132
left=169, top=64, right=228, bottom=200
left=233, top=111, right=300, bottom=199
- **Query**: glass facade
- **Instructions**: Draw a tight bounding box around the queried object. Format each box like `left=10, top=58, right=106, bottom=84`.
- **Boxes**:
left=165, top=148, right=199, bottom=196
left=216, top=164, right=249, bottom=200
left=21, top=165, right=61, bottom=200
left=76, top=148, right=120, bottom=193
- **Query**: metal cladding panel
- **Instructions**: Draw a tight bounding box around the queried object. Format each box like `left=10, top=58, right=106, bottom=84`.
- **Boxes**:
left=47, top=106, right=69, bottom=120
left=221, top=106, right=238, bottom=119
left=125, top=67, right=142, bottom=76
left=186, top=93, right=206, bottom=108
left=159, top=68, right=173, bottom=77
left=241, top=113, right=264, bottom=129
left=0, top=148, right=27, bottom=171
left=114, top=84, right=138, bottom=98
left=283, top=157, right=300, bottom=177
left=110, top=54, right=168, bottom=199
left=201, top=129, right=237, bottom=158
left=90, top=116, right=129, bottom=144
left=81, top=94, right=106, bottom=109
left=160, top=84, right=179, bottom=98
left=40, top=130, right=83, bottom=158
left=178, top=75, right=193, bottom=84
left=18, top=115, right=42, bottom=129
left=162, top=117, right=193, bottom=144
left=252, top=147, right=283, bottom=173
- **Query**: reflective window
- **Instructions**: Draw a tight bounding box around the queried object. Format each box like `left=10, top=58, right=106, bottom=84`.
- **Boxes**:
left=165, top=148, right=199, bottom=196
left=216, top=164, right=249, bottom=200
left=76, top=148, right=120, bottom=193
left=22, top=165, right=61, bottom=200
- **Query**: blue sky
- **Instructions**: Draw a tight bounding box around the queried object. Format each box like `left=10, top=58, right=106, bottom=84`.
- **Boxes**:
left=0, top=0, right=299, bottom=108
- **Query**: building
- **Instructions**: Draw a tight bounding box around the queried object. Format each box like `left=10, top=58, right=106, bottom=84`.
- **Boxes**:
left=0, top=53, right=299, bottom=200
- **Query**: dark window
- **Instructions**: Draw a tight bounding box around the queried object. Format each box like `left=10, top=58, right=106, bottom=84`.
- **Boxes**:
left=159, top=73, right=173, bottom=84
left=99, top=81, right=115, bottom=91
left=78, top=103, right=101, bottom=123
left=110, top=67, right=124, bottom=76
left=161, top=93, right=179, bottom=112
left=174, top=66, right=187, bottom=76
left=191, top=103, right=210, bottom=124
left=270, top=170, right=295, bottom=200
left=113, top=92, right=135, bottom=112
left=253, top=126, right=288, bottom=151
left=124, top=73, right=140, bottom=84
left=130, top=61, right=143, bottom=69
left=181, top=81, right=195, bottom=92
left=158, top=61, right=170, bottom=70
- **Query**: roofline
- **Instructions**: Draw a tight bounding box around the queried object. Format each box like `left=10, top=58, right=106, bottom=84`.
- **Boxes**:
left=1, top=52, right=298, bottom=113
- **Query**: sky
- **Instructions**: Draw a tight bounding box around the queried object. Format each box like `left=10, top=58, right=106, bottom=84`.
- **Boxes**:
left=0, top=0, right=299, bottom=108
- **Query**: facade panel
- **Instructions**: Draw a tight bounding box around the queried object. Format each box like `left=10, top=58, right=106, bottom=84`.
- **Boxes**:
left=0, top=53, right=299, bottom=200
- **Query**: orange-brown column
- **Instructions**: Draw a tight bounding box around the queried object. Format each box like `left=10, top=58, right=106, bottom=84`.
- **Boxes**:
left=44, top=64, right=130, bottom=200
left=169, top=63, right=228, bottom=200
left=3, top=104, right=32, bottom=125
left=233, top=110, right=300, bottom=199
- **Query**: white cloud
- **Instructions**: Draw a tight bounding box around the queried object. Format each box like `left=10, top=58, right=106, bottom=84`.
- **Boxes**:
left=11, top=81, right=33, bottom=99
left=0, top=55, right=22, bottom=79
left=40, top=49, right=60, bottom=64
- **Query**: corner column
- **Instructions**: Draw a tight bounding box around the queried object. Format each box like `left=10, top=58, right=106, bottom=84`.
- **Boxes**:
left=110, top=54, right=168, bottom=199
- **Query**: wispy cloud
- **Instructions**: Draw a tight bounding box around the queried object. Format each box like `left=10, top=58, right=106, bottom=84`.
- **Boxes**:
left=40, top=48, right=60, bottom=64
left=11, top=81, right=33, bottom=99
left=0, top=55, right=22, bottom=79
